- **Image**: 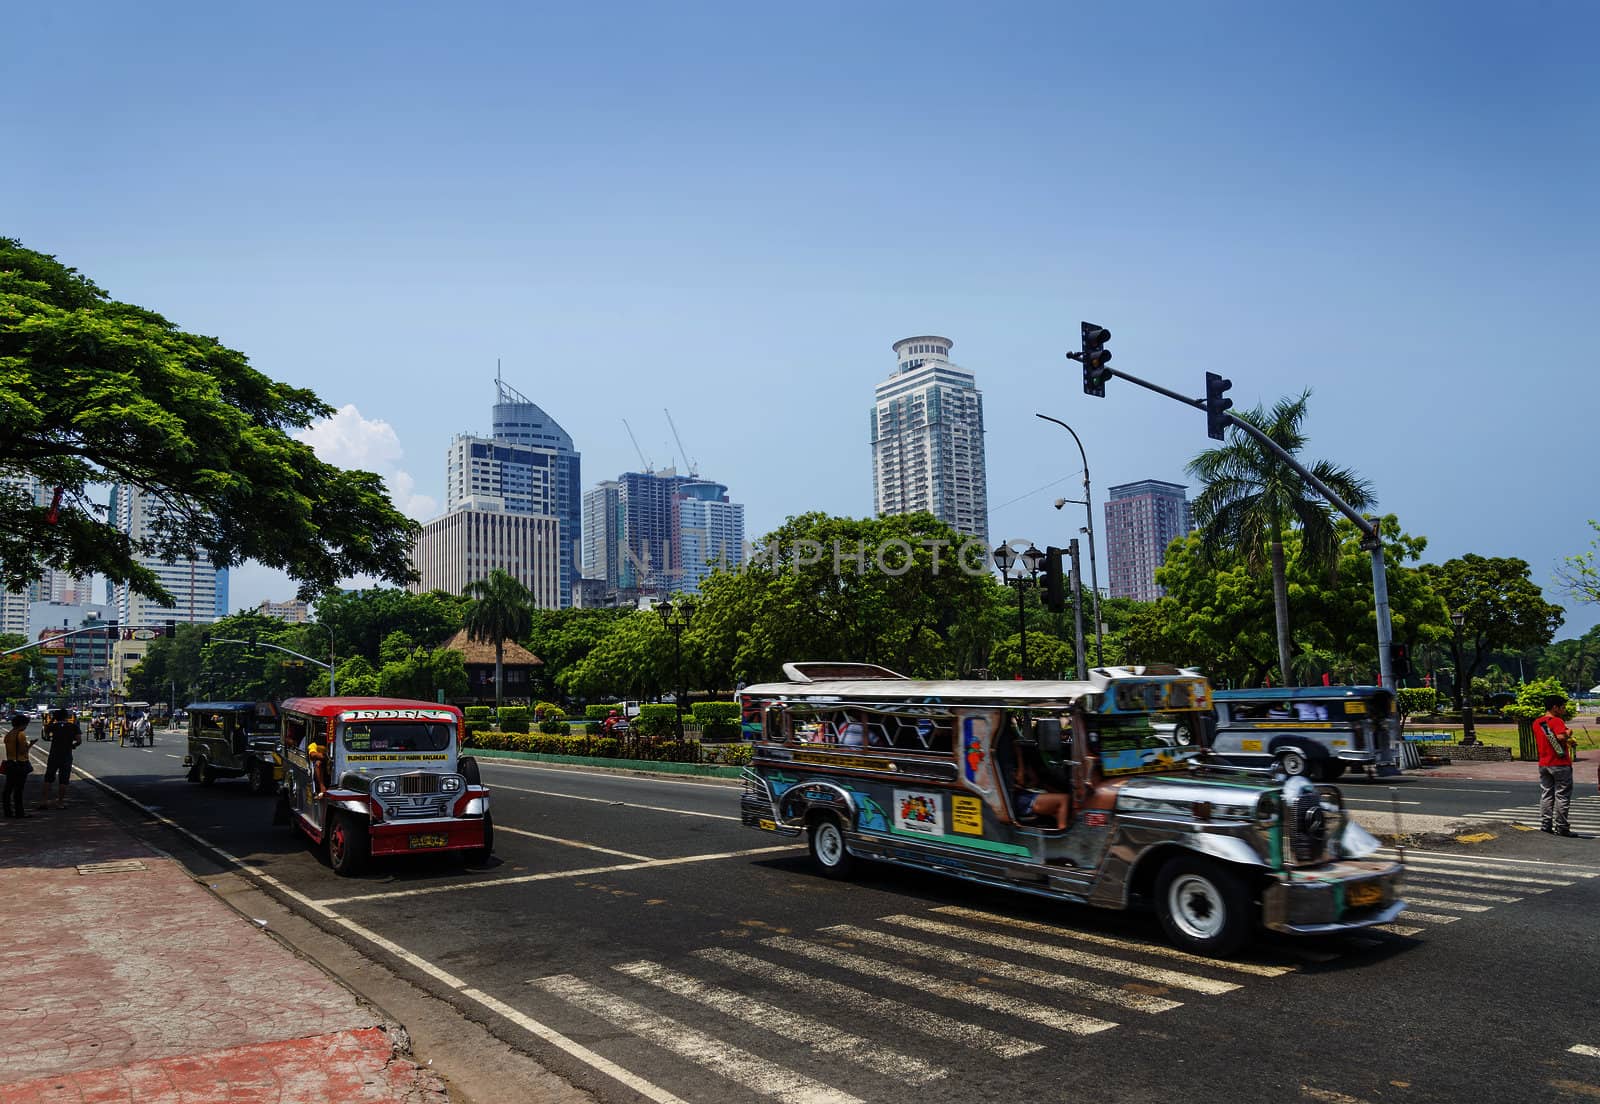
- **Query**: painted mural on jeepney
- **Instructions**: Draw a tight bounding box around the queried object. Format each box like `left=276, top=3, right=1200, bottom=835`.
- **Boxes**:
left=894, top=790, right=944, bottom=835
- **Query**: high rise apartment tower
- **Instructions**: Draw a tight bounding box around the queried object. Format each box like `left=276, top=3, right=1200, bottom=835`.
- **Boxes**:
left=871, top=337, right=988, bottom=544
left=1103, top=479, right=1194, bottom=602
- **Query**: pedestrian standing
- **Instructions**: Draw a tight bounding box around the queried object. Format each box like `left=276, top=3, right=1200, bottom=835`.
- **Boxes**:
left=1534, top=694, right=1577, bottom=837
left=3, top=714, right=32, bottom=818
left=40, top=707, right=82, bottom=810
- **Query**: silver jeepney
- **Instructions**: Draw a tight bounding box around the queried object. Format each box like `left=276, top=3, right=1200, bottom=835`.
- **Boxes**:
left=739, top=662, right=1405, bottom=956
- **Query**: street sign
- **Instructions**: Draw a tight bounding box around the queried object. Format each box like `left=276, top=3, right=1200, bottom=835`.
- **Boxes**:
left=131, top=629, right=157, bottom=641
left=39, top=646, right=71, bottom=656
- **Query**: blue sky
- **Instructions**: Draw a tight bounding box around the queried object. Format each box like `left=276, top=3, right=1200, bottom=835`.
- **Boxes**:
left=8, top=1, right=1597, bottom=636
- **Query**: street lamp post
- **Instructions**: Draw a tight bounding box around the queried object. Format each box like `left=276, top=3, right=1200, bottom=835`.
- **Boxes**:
left=994, top=543, right=1045, bottom=677
left=1036, top=414, right=1103, bottom=665
left=1450, top=609, right=1477, bottom=746
left=656, top=598, right=694, bottom=741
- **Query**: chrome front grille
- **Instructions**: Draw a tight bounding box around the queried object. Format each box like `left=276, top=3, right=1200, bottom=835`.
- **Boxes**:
left=398, top=774, right=441, bottom=796
left=381, top=794, right=450, bottom=819
left=1285, top=785, right=1330, bottom=864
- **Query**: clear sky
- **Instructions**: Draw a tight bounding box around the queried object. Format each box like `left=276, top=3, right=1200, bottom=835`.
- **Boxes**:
left=8, top=1, right=1597, bottom=636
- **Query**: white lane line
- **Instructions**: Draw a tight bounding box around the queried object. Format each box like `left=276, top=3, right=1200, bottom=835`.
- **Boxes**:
left=1399, top=884, right=1522, bottom=903
left=694, top=947, right=1041, bottom=1059
left=878, top=915, right=1239, bottom=996
left=1342, top=798, right=1422, bottom=806
left=316, top=844, right=801, bottom=906
left=479, top=759, right=736, bottom=791
left=1402, top=897, right=1491, bottom=913
left=72, top=762, right=718, bottom=1104
left=762, top=934, right=1117, bottom=1036
left=1383, top=848, right=1598, bottom=874
left=1569, top=1044, right=1600, bottom=1059
left=613, top=960, right=945, bottom=1084
left=491, top=783, right=739, bottom=821
left=533, top=974, right=861, bottom=1104
left=1396, top=910, right=1461, bottom=924
left=165, top=753, right=182, bottom=760
left=826, top=924, right=1182, bottom=1013
left=1300, top=1085, right=1373, bottom=1104
left=1397, top=864, right=1573, bottom=888
left=1394, top=786, right=1513, bottom=794
left=1409, top=875, right=1550, bottom=895
left=932, top=906, right=1295, bottom=977
left=495, top=826, right=652, bottom=861
left=1373, top=923, right=1425, bottom=936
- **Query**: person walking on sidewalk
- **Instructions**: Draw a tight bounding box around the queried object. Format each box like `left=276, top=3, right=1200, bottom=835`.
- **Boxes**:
left=40, top=707, right=82, bottom=810
left=1534, top=695, right=1577, bottom=837
left=3, top=713, right=33, bottom=818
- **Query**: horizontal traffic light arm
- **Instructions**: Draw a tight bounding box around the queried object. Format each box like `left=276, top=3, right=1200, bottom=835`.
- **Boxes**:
left=205, top=637, right=332, bottom=671
left=1, top=622, right=121, bottom=657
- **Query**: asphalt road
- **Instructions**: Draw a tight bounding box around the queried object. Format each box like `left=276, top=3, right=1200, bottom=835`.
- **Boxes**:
left=51, top=733, right=1600, bottom=1104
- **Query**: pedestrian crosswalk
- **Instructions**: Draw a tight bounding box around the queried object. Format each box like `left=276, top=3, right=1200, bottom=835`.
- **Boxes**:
left=521, top=850, right=1593, bottom=1103
left=1464, top=792, right=1600, bottom=833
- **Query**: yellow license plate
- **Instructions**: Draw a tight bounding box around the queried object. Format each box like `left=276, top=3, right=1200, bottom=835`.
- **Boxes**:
left=408, top=833, right=449, bottom=849
left=758, top=818, right=777, bottom=831
left=1347, top=882, right=1382, bottom=908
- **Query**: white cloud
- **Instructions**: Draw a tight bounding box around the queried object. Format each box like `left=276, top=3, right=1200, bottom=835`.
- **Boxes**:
left=296, top=404, right=437, bottom=520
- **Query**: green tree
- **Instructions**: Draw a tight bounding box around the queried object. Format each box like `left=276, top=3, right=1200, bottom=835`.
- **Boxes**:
left=1538, top=628, right=1600, bottom=695
left=1187, top=391, right=1374, bottom=688
left=0, top=239, right=417, bottom=603
left=0, top=633, right=28, bottom=703
left=1420, top=555, right=1565, bottom=711
left=526, top=608, right=631, bottom=702
left=463, top=570, right=535, bottom=711
left=312, top=588, right=467, bottom=666
left=988, top=632, right=1074, bottom=679
left=1556, top=520, right=1600, bottom=607
left=565, top=610, right=671, bottom=701
left=1150, top=534, right=1280, bottom=686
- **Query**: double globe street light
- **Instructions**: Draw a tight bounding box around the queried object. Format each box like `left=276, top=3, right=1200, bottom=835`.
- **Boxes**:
left=993, top=543, right=1045, bottom=678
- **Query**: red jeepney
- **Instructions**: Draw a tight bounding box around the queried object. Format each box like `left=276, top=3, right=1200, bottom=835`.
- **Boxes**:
left=276, top=696, right=493, bottom=876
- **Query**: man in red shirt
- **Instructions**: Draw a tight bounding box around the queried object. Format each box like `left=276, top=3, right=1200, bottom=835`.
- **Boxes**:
left=1534, top=695, right=1577, bottom=837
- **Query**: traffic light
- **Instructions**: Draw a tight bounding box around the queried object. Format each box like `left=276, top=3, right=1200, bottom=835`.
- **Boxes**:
left=1040, top=547, right=1065, bottom=613
left=163, top=620, right=176, bottom=638
left=1389, top=642, right=1411, bottom=679
left=1205, top=372, right=1234, bottom=440
left=1079, top=322, right=1112, bottom=397
left=201, top=632, right=211, bottom=647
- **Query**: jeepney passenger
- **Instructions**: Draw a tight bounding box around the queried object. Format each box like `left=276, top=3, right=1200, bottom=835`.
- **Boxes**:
left=306, top=742, right=329, bottom=797
left=1013, top=751, right=1070, bottom=830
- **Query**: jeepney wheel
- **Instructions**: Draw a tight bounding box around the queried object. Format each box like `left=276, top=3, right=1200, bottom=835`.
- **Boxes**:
left=1155, top=855, right=1251, bottom=957
left=465, top=812, right=494, bottom=866
left=185, top=760, right=201, bottom=783
left=247, top=760, right=274, bottom=796
left=808, top=815, right=855, bottom=879
left=197, top=758, right=217, bottom=786
left=328, top=813, right=368, bottom=877
left=1274, top=746, right=1310, bottom=779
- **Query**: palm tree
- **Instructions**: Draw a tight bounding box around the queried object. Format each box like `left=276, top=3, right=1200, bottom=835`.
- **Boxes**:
left=462, top=570, right=535, bottom=712
left=1187, top=391, right=1374, bottom=688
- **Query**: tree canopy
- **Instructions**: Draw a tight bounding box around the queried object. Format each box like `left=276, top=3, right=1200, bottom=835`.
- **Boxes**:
left=0, top=238, right=419, bottom=604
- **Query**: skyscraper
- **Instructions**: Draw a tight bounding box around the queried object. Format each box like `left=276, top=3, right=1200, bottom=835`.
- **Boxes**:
left=489, top=376, right=581, bottom=608
left=1104, top=480, right=1194, bottom=602
left=676, top=480, right=745, bottom=595
left=582, top=471, right=745, bottom=599
left=410, top=505, right=561, bottom=609
left=871, top=336, right=988, bottom=543
left=581, top=480, right=621, bottom=589
left=106, top=483, right=223, bottom=628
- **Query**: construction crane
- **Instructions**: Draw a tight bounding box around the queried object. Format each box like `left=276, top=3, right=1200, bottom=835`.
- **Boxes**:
left=664, top=408, right=698, bottom=478
left=621, top=419, right=653, bottom=473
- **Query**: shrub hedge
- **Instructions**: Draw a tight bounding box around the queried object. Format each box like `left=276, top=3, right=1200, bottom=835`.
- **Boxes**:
left=634, top=703, right=679, bottom=739
left=459, top=728, right=750, bottom=766
left=464, top=706, right=493, bottom=721
left=691, top=701, right=741, bottom=742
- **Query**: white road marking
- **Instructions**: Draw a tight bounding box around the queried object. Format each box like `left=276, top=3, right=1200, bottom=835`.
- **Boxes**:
left=1342, top=798, right=1422, bottom=806
left=316, top=844, right=801, bottom=906
left=1569, top=1044, right=1600, bottom=1059
left=1382, top=847, right=1596, bottom=872
left=1300, top=1085, right=1372, bottom=1104
left=828, top=924, right=1183, bottom=1012
left=1397, top=863, right=1573, bottom=888
left=932, top=906, right=1295, bottom=977
left=1408, top=874, right=1551, bottom=895
left=495, top=826, right=651, bottom=861
left=613, top=960, right=945, bottom=1084
left=761, top=934, right=1117, bottom=1036
left=1399, top=884, right=1522, bottom=903
left=1395, top=909, right=1460, bottom=924
left=1396, top=786, right=1513, bottom=794
left=533, top=974, right=862, bottom=1104
left=694, top=947, right=1041, bottom=1059
left=491, top=783, right=739, bottom=821
left=1373, top=923, right=1425, bottom=936
left=877, top=914, right=1239, bottom=995
left=1401, top=896, right=1491, bottom=913
left=165, top=753, right=182, bottom=760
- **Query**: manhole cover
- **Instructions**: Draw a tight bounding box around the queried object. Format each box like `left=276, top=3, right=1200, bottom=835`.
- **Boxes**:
left=76, top=860, right=148, bottom=875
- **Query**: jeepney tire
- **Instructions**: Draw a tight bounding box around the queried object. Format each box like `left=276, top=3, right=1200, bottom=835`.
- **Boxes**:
left=328, top=813, right=368, bottom=877
left=197, top=758, right=217, bottom=786
left=465, top=812, right=494, bottom=866
left=1275, top=746, right=1310, bottom=779
left=247, top=760, right=273, bottom=796
left=186, top=760, right=200, bottom=783
left=458, top=756, right=481, bottom=786
left=808, top=814, right=855, bottom=880
left=1155, top=855, right=1251, bottom=957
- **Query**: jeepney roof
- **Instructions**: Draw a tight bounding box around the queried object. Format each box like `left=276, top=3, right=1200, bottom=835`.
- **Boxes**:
left=278, top=696, right=464, bottom=720
left=742, top=664, right=1196, bottom=706
left=186, top=701, right=263, bottom=713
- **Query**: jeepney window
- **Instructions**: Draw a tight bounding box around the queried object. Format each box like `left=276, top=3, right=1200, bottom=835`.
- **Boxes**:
left=196, top=712, right=228, bottom=735
left=283, top=716, right=310, bottom=747
left=794, top=706, right=952, bottom=754
left=339, top=722, right=453, bottom=753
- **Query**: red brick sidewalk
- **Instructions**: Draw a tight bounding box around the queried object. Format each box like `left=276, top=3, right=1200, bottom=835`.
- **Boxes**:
left=0, top=794, right=447, bottom=1104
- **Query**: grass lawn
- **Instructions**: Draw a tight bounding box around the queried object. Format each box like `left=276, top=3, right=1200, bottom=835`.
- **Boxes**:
left=1404, top=720, right=1600, bottom=760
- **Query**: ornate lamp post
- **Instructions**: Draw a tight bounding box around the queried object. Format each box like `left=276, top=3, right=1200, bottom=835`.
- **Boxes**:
left=994, top=543, right=1045, bottom=677
left=656, top=598, right=695, bottom=741
left=1450, top=609, right=1477, bottom=746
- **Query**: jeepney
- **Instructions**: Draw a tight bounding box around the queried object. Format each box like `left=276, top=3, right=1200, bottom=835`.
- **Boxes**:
left=183, top=702, right=283, bottom=793
left=740, top=662, right=1405, bottom=956
left=276, top=696, right=493, bottom=876
left=1208, top=686, right=1401, bottom=780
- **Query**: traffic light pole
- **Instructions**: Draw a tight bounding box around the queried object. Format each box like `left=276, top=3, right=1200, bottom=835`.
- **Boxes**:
left=1091, top=364, right=1395, bottom=691
left=1069, top=539, right=1088, bottom=680
left=1034, top=414, right=1104, bottom=666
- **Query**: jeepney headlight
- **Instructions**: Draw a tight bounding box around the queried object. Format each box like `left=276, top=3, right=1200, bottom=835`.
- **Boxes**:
left=1255, top=792, right=1279, bottom=825
left=441, top=775, right=463, bottom=792
left=374, top=777, right=398, bottom=796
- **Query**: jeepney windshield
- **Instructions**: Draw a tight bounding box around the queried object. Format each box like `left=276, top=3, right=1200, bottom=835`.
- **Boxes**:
left=339, top=722, right=454, bottom=753
left=1092, top=713, right=1204, bottom=776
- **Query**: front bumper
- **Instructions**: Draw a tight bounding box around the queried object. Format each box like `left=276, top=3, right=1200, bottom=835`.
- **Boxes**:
left=369, top=817, right=487, bottom=857
left=1261, top=859, right=1406, bottom=934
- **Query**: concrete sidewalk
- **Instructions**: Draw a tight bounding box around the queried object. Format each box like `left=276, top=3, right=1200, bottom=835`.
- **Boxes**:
left=0, top=786, right=448, bottom=1104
